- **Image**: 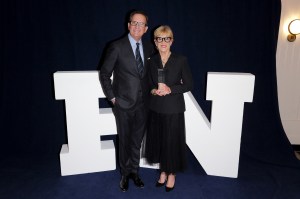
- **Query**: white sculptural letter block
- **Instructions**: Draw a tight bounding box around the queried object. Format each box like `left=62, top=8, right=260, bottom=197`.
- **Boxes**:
left=54, top=71, right=254, bottom=178
left=54, top=71, right=117, bottom=176
left=184, top=72, right=255, bottom=178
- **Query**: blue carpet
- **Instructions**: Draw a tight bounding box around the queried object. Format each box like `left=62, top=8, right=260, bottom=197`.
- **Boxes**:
left=1, top=151, right=300, bottom=199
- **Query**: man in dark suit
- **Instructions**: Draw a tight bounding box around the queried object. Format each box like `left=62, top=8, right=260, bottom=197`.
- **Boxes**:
left=99, top=10, right=153, bottom=192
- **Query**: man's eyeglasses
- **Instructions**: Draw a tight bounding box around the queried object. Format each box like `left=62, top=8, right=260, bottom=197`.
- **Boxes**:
left=129, top=21, right=147, bottom=27
left=155, top=37, right=172, bottom=43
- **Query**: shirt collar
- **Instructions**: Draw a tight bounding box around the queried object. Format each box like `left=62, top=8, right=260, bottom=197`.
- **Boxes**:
left=128, top=33, right=142, bottom=47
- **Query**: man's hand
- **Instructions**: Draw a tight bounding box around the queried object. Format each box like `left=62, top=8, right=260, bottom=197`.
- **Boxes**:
left=111, top=98, right=116, bottom=105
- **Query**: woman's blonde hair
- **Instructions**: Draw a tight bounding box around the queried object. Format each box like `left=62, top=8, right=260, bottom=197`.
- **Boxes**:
left=154, top=25, right=174, bottom=38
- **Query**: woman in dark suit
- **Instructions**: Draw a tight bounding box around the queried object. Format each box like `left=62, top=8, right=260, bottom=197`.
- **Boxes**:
left=144, top=25, right=193, bottom=192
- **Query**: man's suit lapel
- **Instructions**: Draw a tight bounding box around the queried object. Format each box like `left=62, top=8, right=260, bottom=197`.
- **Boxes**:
left=141, top=41, right=152, bottom=78
left=123, top=36, right=152, bottom=78
left=123, top=37, right=140, bottom=75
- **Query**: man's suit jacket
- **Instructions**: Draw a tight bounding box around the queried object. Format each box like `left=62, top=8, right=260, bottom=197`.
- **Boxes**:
left=100, top=36, right=154, bottom=110
left=148, top=53, right=193, bottom=114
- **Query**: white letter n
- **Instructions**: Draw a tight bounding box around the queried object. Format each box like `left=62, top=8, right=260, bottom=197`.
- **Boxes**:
left=184, top=72, right=255, bottom=178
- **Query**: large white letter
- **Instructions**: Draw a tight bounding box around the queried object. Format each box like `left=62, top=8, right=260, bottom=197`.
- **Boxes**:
left=54, top=71, right=254, bottom=178
left=54, top=71, right=116, bottom=176
left=184, top=72, right=255, bottom=178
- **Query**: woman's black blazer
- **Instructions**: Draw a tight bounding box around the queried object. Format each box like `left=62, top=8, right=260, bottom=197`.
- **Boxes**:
left=148, top=53, right=193, bottom=114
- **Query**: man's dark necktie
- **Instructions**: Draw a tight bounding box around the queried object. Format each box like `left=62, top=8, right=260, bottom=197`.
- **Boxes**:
left=135, top=43, right=143, bottom=75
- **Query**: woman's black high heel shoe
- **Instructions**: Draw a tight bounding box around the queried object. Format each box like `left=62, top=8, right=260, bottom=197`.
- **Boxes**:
left=156, top=172, right=167, bottom=187
left=165, top=173, right=175, bottom=192
left=165, top=186, right=174, bottom=192
left=156, top=181, right=165, bottom=187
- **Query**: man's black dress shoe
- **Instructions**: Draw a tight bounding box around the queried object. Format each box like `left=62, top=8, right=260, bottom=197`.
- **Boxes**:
left=129, top=173, right=144, bottom=188
left=120, top=176, right=129, bottom=192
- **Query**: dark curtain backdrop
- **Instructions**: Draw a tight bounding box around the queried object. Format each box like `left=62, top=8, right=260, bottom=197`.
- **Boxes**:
left=1, top=0, right=299, bottom=167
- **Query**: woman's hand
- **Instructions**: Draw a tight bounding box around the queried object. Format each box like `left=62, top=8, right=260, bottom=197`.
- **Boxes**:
left=157, top=83, right=171, bottom=96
